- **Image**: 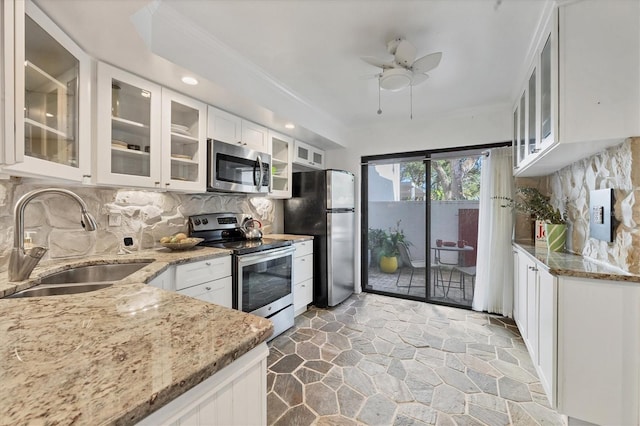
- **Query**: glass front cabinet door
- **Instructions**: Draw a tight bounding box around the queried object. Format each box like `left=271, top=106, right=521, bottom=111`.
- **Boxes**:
left=269, top=131, right=292, bottom=198
left=4, top=1, right=91, bottom=181
left=161, top=88, right=206, bottom=192
left=96, top=62, right=161, bottom=188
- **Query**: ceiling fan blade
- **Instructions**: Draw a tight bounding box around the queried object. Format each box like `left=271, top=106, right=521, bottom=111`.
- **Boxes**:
left=411, top=73, right=429, bottom=86
left=361, top=56, right=394, bottom=69
left=394, top=39, right=417, bottom=67
left=411, top=52, right=442, bottom=73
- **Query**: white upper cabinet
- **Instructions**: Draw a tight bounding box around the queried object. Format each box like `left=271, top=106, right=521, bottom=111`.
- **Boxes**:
left=3, top=0, right=91, bottom=182
left=207, top=106, right=269, bottom=152
left=207, top=106, right=240, bottom=145
left=241, top=120, right=269, bottom=152
left=293, top=139, right=324, bottom=170
left=514, top=1, right=640, bottom=176
left=161, top=88, right=206, bottom=192
left=269, top=131, right=292, bottom=198
left=96, top=62, right=162, bottom=188
left=97, top=63, right=206, bottom=191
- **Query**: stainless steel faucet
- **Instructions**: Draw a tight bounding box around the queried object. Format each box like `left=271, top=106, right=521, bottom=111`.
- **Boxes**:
left=8, top=188, right=98, bottom=281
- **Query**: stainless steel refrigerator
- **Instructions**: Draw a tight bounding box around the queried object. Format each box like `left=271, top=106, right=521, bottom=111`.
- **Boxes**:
left=284, top=169, right=355, bottom=307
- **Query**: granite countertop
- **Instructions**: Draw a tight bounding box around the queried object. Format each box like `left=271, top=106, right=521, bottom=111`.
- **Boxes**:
left=514, top=242, right=640, bottom=283
left=0, top=247, right=274, bottom=425
left=267, top=233, right=314, bottom=242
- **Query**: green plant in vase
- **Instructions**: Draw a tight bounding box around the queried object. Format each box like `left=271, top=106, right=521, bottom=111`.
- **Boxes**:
left=368, top=228, right=387, bottom=267
left=494, top=187, right=568, bottom=251
left=379, top=220, right=408, bottom=273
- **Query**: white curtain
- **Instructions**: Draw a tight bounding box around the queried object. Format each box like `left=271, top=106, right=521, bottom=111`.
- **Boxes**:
left=472, top=147, right=514, bottom=316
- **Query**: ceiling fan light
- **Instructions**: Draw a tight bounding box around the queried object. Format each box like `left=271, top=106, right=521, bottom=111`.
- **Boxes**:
left=380, top=68, right=412, bottom=91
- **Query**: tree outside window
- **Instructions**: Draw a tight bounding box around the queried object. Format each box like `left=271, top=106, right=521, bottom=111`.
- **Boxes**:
left=400, top=157, right=482, bottom=201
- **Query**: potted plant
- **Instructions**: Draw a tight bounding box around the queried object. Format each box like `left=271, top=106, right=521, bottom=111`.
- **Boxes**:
left=495, top=187, right=568, bottom=251
left=379, top=220, right=408, bottom=273
left=368, top=228, right=387, bottom=267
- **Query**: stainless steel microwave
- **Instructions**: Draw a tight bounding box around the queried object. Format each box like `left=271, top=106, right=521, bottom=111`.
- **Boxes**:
left=207, top=139, right=271, bottom=194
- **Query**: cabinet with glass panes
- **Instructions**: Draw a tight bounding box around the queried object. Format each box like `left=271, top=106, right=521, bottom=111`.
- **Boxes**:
left=3, top=0, right=91, bottom=181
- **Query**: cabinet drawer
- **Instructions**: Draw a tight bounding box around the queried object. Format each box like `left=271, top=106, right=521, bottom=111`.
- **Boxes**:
left=294, top=278, right=313, bottom=311
left=175, top=256, right=231, bottom=290
left=177, top=276, right=233, bottom=309
left=295, top=240, right=313, bottom=257
left=294, top=254, right=313, bottom=283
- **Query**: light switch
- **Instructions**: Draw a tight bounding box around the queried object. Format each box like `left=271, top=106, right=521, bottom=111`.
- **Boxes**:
left=589, top=189, right=614, bottom=242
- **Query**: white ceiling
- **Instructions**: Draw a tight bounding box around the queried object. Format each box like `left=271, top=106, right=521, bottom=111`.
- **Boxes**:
left=35, top=0, right=549, bottom=149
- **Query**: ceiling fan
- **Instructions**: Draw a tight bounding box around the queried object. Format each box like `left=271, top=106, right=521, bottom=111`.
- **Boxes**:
left=361, top=37, right=442, bottom=118
left=361, top=37, right=443, bottom=92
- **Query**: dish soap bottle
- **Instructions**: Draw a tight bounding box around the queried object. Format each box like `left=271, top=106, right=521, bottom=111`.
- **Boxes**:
left=24, top=232, right=34, bottom=251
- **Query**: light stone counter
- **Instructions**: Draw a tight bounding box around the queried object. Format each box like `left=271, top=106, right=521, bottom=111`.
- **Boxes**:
left=266, top=233, right=314, bottom=242
left=514, top=242, right=640, bottom=283
left=0, top=247, right=274, bottom=425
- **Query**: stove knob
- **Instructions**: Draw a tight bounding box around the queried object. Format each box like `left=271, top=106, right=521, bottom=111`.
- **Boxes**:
left=193, top=219, right=201, bottom=225
left=202, top=218, right=209, bottom=225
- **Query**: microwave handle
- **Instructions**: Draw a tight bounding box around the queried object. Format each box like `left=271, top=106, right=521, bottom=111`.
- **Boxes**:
left=256, top=155, right=264, bottom=189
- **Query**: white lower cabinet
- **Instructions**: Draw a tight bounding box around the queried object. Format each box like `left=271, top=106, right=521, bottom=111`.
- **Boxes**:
left=293, top=240, right=313, bottom=315
left=514, top=245, right=640, bottom=424
left=536, top=266, right=557, bottom=408
left=137, top=343, right=268, bottom=426
left=178, top=276, right=232, bottom=309
left=175, top=256, right=232, bottom=309
left=146, top=256, right=232, bottom=309
left=557, top=276, right=639, bottom=425
left=513, top=247, right=556, bottom=406
left=147, top=268, right=173, bottom=290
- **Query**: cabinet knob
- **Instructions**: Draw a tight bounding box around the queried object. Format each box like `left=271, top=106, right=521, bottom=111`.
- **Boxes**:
left=237, top=141, right=243, bottom=145
left=301, top=284, right=305, bottom=288
left=154, top=181, right=160, bottom=185
left=82, top=174, right=91, bottom=178
left=205, top=287, right=212, bottom=291
left=205, top=262, right=211, bottom=266
left=301, top=258, right=305, bottom=262
left=165, top=183, right=170, bottom=186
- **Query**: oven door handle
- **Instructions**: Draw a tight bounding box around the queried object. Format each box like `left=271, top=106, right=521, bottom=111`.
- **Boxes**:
left=237, top=246, right=295, bottom=265
left=255, top=155, right=264, bottom=190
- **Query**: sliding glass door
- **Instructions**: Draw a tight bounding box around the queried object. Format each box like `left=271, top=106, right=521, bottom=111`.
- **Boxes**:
left=363, top=157, right=427, bottom=299
left=362, top=148, right=488, bottom=309
left=427, top=154, right=481, bottom=308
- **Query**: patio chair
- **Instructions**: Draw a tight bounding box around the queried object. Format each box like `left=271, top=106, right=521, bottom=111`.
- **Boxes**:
left=454, top=265, right=476, bottom=299
left=396, top=241, right=443, bottom=293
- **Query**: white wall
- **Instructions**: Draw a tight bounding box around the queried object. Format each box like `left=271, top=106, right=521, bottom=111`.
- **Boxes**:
left=326, top=105, right=511, bottom=293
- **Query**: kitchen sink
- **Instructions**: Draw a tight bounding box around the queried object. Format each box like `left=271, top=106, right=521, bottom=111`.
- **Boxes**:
left=4, top=261, right=153, bottom=299
left=38, top=261, right=153, bottom=284
left=6, top=283, right=114, bottom=299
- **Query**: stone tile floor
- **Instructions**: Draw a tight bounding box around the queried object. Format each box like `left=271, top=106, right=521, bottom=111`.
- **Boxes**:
left=267, top=293, right=563, bottom=425
left=366, top=266, right=474, bottom=308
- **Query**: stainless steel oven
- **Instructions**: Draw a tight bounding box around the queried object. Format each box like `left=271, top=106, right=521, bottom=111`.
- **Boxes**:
left=207, top=139, right=271, bottom=194
left=236, top=245, right=295, bottom=338
left=188, top=212, right=295, bottom=340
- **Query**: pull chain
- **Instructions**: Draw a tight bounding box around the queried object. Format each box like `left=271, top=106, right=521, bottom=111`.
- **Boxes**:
left=377, top=77, right=382, bottom=115
left=410, top=84, right=413, bottom=120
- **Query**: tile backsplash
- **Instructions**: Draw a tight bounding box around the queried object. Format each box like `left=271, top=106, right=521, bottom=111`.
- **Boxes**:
left=0, top=180, right=281, bottom=272
left=549, top=137, right=640, bottom=274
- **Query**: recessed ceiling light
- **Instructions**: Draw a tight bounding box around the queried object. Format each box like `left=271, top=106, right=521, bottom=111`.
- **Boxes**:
left=181, top=76, right=198, bottom=86
left=45, top=113, right=54, bottom=118
left=285, top=123, right=295, bottom=129
left=140, top=90, right=151, bottom=98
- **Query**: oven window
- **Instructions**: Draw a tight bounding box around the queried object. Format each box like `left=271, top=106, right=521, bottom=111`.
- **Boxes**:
left=242, top=255, right=292, bottom=312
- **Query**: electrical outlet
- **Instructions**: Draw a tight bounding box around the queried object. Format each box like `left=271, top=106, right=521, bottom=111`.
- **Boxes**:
left=108, top=212, right=122, bottom=227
